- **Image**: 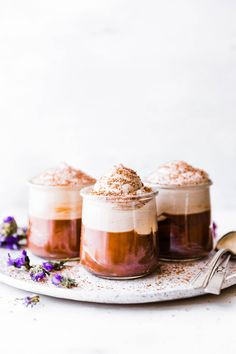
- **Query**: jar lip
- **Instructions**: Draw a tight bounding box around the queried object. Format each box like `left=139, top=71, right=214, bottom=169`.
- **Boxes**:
left=80, top=185, right=158, bottom=202
left=28, top=179, right=94, bottom=191
left=146, top=180, right=213, bottom=191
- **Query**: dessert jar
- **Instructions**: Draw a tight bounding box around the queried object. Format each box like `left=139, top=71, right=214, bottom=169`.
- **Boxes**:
left=156, top=182, right=213, bottom=261
left=28, top=182, right=83, bottom=259
left=80, top=187, right=159, bottom=279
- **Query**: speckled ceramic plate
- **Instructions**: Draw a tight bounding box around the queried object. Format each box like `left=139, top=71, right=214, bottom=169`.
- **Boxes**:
left=0, top=249, right=236, bottom=304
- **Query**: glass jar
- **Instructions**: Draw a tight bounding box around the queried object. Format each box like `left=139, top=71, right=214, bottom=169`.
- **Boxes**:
left=156, top=182, right=213, bottom=261
left=28, top=182, right=83, bottom=259
left=80, top=187, right=159, bottom=279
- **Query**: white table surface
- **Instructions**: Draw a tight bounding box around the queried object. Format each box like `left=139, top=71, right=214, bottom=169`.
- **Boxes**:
left=0, top=209, right=236, bottom=354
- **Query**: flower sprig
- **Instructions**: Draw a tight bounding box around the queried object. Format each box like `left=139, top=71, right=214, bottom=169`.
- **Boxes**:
left=18, top=295, right=40, bottom=308
left=7, top=250, right=77, bottom=288
left=0, top=216, right=27, bottom=250
left=30, top=265, right=49, bottom=282
left=7, top=250, right=31, bottom=270
left=42, top=261, right=65, bottom=272
left=24, top=295, right=40, bottom=307
left=51, top=274, right=78, bottom=288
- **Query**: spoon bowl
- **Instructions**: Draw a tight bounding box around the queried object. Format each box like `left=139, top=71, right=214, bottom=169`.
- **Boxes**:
left=216, top=231, right=236, bottom=256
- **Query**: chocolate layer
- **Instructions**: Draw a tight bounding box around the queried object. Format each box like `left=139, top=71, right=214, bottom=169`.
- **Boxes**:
left=28, top=217, right=81, bottom=259
left=80, top=225, right=159, bottom=278
left=158, top=210, right=212, bottom=260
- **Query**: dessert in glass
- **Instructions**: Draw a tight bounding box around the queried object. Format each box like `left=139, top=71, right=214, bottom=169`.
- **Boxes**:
left=147, top=161, right=213, bottom=261
left=28, top=164, right=95, bottom=259
left=80, top=164, right=159, bottom=279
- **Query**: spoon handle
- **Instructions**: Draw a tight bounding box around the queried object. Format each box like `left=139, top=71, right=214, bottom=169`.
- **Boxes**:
left=191, top=248, right=228, bottom=289
left=204, top=253, right=231, bottom=295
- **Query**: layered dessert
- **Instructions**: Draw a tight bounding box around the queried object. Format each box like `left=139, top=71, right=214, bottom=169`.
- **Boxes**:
left=80, top=164, right=159, bottom=279
left=147, top=161, right=213, bottom=260
left=28, top=163, right=95, bottom=259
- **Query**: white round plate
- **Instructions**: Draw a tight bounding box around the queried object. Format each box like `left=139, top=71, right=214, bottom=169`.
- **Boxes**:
left=0, top=249, right=235, bottom=304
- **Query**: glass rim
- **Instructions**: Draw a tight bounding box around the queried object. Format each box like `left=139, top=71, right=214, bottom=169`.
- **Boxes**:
left=146, top=180, right=213, bottom=191
left=80, top=185, right=158, bottom=202
left=28, top=179, right=95, bottom=191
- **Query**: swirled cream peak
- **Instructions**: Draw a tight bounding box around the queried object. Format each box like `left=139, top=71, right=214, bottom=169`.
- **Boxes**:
left=92, top=164, right=151, bottom=196
left=31, top=163, right=96, bottom=187
left=147, top=161, right=211, bottom=186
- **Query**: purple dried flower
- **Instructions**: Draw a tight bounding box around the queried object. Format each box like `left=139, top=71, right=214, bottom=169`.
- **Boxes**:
left=52, top=273, right=63, bottom=285
left=7, top=250, right=31, bottom=270
left=42, top=262, right=54, bottom=272
left=2, top=235, right=20, bottom=250
left=3, top=216, right=15, bottom=223
left=0, top=217, right=27, bottom=249
left=212, top=221, right=217, bottom=239
left=21, top=226, right=28, bottom=235
left=51, top=273, right=77, bottom=288
left=23, top=295, right=40, bottom=307
left=42, top=261, right=65, bottom=272
left=1, top=216, right=17, bottom=236
left=30, top=271, right=46, bottom=282
left=30, top=265, right=48, bottom=282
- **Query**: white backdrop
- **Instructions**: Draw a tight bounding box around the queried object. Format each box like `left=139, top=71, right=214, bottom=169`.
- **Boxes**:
left=0, top=0, right=235, bottom=213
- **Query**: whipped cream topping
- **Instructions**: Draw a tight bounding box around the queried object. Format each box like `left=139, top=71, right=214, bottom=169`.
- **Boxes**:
left=31, top=163, right=96, bottom=187
left=147, top=161, right=211, bottom=187
left=82, top=197, right=157, bottom=233
left=92, top=164, right=152, bottom=197
left=29, top=187, right=83, bottom=219
left=156, top=188, right=211, bottom=216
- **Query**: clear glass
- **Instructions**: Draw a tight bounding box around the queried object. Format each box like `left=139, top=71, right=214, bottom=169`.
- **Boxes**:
left=155, top=183, right=213, bottom=261
left=80, top=187, right=159, bottom=279
left=28, top=182, right=83, bottom=259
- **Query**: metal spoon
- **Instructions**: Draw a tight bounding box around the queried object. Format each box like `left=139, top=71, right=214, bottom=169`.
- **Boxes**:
left=216, top=231, right=236, bottom=254
left=192, top=231, right=236, bottom=294
left=204, top=252, right=231, bottom=294
left=205, top=231, right=236, bottom=294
